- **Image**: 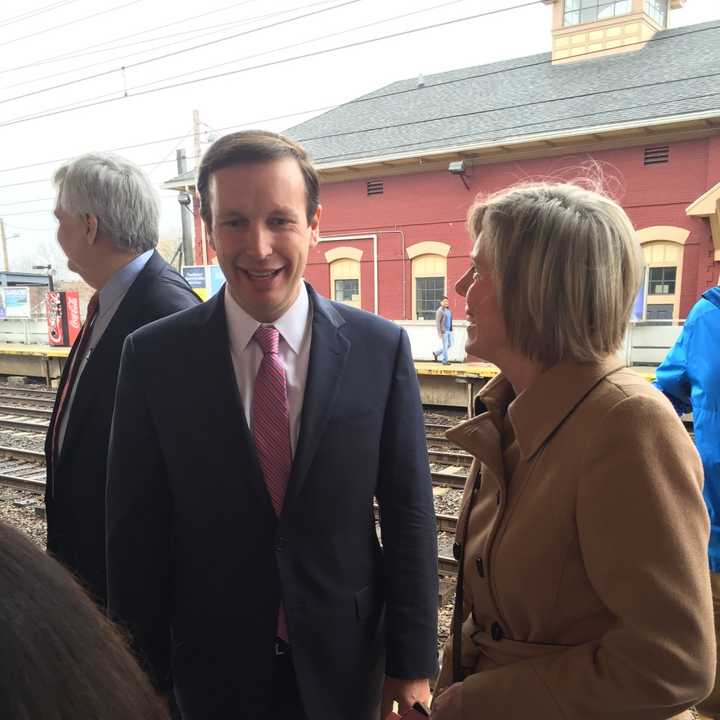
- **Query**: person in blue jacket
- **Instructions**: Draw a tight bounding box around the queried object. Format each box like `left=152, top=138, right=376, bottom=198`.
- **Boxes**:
left=654, top=285, right=720, bottom=718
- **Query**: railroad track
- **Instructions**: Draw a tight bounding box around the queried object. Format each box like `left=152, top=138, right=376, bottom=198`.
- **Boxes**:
left=428, top=449, right=473, bottom=467
left=438, top=555, right=457, bottom=576
left=0, top=446, right=46, bottom=492
left=0, top=414, right=49, bottom=433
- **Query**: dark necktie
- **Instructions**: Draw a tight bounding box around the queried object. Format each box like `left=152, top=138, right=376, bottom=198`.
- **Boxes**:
left=51, top=292, right=99, bottom=465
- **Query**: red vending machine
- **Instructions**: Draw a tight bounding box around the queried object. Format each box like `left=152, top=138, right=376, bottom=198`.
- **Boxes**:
left=47, top=291, right=82, bottom=347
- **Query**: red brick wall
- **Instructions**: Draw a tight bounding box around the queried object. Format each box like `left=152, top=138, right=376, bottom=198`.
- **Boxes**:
left=314, top=137, right=719, bottom=320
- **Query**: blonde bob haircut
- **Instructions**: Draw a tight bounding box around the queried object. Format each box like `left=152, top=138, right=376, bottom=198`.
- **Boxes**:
left=468, top=182, right=643, bottom=367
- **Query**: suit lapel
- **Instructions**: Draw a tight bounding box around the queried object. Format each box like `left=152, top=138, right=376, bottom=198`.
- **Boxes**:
left=284, top=285, right=350, bottom=513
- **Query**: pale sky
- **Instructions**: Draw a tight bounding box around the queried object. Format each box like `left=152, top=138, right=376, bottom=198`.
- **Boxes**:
left=0, top=0, right=718, bottom=279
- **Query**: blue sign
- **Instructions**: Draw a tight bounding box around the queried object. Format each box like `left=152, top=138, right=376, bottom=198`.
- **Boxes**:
left=209, top=265, right=225, bottom=296
left=182, top=266, right=207, bottom=290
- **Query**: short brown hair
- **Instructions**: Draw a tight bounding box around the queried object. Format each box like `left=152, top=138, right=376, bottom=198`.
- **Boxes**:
left=467, top=182, right=643, bottom=367
left=197, top=130, right=319, bottom=229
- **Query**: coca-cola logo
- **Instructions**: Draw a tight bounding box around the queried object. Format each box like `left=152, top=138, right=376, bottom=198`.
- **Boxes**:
left=46, top=292, right=63, bottom=344
left=66, top=295, right=81, bottom=331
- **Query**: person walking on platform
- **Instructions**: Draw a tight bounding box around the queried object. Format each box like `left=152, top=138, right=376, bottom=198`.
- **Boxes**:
left=106, top=130, right=438, bottom=720
left=433, top=296, right=453, bottom=364
left=654, top=285, right=720, bottom=719
left=44, top=153, right=199, bottom=607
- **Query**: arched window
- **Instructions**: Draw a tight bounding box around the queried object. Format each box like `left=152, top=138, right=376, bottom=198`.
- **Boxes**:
left=406, top=242, right=450, bottom=320
left=324, top=247, right=362, bottom=309
left=635, top=226, right=689, bottom=321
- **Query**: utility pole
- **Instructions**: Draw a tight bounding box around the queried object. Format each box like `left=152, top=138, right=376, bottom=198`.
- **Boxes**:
left=176, top=149, right=194, bottom=268
left=0, top=218, right=9, bottom=272
left=192, top=108, right=208, bottom=265
left=192, top=109, right=202, bottom=169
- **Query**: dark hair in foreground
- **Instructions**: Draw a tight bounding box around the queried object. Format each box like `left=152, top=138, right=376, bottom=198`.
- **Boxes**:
left=197, top=129, right=320, bottom=228
left=0, top=521, right=167, bottom=720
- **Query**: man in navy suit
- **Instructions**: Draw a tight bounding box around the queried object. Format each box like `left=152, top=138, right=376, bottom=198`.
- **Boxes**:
left=106, top=131, right=438, bottom=720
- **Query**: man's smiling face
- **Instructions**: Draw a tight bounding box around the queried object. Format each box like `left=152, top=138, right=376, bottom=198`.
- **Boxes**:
left=207, top=157, right=321, bottom=323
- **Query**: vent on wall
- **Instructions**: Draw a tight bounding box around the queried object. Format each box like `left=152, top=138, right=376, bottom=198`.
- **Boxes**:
left=644, top=145, right=670, bottom=166
left=367, top=179, right=384, bottom=196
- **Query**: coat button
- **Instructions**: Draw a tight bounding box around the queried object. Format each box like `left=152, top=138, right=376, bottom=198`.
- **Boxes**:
left=476, top=557, right=484, bottom=577
left=490, top=622, right=504, bottom=641
left=275, top=536, right=287, bottom=551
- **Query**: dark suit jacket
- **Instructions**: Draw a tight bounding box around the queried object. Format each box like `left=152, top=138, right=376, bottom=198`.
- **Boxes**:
left=106, top=283, right=438, bottom=720
left=45, top=251, right=200, bottom=604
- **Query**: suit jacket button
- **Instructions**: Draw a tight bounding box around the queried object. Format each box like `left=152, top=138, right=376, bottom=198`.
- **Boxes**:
left=275, top=536, right=287, bottom=551
left=476, top=557, right=484, bottom=577
left=490, top=622, right=504, bottom=641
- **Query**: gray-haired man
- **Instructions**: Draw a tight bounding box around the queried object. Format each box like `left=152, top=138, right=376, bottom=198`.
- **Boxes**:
left=44, top=152, right=200, bottom=606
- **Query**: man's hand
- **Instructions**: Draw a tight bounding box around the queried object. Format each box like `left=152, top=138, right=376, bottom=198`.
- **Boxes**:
left=381, top=676, right=430, bottom=718
left=430, top=681, right=462, bottom=720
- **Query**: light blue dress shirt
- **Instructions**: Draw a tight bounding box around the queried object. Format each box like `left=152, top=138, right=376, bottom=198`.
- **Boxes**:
left=56, top=249, right=153, bottom=453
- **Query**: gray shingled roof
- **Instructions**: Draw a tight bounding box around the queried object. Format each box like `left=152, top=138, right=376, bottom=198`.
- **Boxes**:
left=282, top=20, right=720, bottom=166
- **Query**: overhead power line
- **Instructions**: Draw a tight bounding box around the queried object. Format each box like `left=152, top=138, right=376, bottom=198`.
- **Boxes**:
left=0, top=0, right=363, bottom=105
left=0, top=0, right=83, bottom=29
left=0, top=0, right=548, bottom=127
left=0, top=0, right=259, bottom=74
left=0, top=0, right=338, bottom=93
left=0, top=0, right=145, bottom=48
left=1, top=16, right=718, bottom=177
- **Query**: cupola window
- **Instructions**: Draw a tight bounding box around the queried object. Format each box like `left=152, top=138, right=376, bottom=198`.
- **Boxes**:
left=645, top=0, right=668, bottom=26
left=563, top=0, right=631, bottom=26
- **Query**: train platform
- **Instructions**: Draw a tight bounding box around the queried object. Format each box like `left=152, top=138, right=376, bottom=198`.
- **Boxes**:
left=0, top=344, right=70, bottom=386
left=415, top=361, right=657, bottom=410
left=0, top=344, right=658, bottom=394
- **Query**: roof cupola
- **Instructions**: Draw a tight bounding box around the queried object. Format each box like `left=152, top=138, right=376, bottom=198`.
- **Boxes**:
left=542, top=0, right=686, bottom=63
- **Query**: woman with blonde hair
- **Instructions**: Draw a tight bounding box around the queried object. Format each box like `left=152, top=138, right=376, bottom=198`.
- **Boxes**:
left=432, top=182, right=715, bottom=720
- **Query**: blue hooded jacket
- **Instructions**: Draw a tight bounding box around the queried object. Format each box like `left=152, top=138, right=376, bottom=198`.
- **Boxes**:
left=654, top=287, right=720, bottom=571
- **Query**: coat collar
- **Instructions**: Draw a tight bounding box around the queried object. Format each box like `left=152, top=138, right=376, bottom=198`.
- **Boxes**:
left=447, top=356, right=625, bottom=467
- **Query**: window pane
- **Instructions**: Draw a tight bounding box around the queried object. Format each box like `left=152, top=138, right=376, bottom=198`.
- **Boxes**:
left=416, top=277, right=444, bottom=320
left=645, top=0, right=666, bottom=24
left=648, top=266, right=676, bottom=295
left=646, top=303, right=673, bottom=321
left=565, top=0, right=581, bottom=9
left=580, top=7, right=598, bottom=22
left=615, top=0, right=631, bottom=14
left=580, top=0, right=598, bottom=8
left=334, top=279, right=359, bottom=303
left=564, top=9, right=581, bottom=25
left=598, top=3, right=614, bottom=19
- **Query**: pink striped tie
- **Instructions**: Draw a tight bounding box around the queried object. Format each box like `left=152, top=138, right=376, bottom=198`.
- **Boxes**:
left=252, top=325, right=291, bottom=641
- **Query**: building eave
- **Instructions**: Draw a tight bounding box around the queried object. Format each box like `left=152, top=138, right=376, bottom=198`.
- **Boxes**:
left=315, top=109, right=720, bottom=180
left=687, top=180, right=720, bottom=262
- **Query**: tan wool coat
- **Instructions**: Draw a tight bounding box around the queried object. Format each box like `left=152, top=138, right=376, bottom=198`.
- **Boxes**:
left=436, top=358, right=715, bottom=719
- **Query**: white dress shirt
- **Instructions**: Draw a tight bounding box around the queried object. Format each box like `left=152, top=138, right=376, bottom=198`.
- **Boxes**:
left=224, top=282, right=312, bottom=455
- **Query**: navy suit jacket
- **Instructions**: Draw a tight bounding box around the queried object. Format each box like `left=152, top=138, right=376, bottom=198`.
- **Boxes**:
left=106, top=283, right=438, bottom=720
left=45, top=250, right=199, bottom=604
